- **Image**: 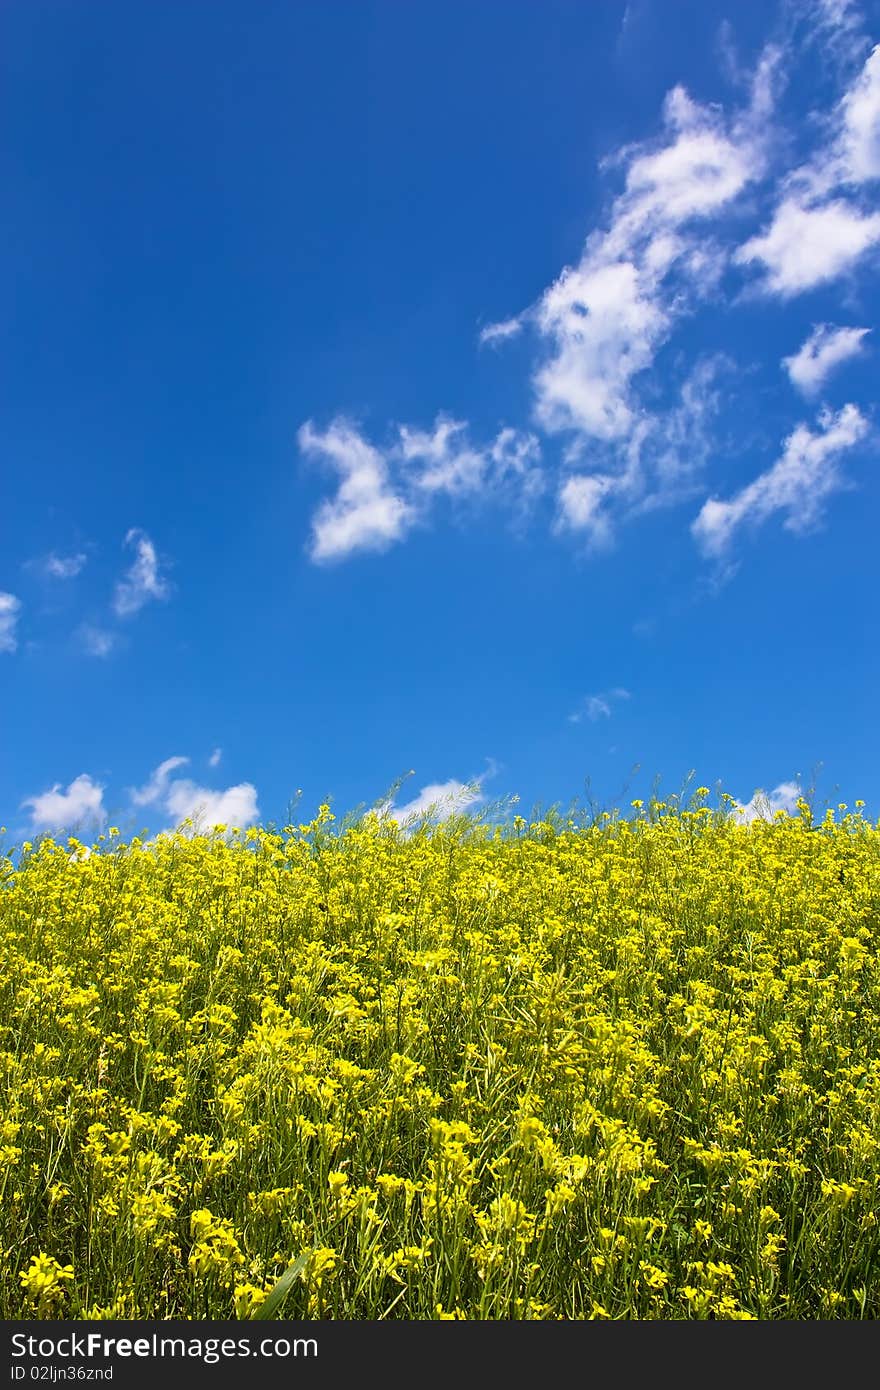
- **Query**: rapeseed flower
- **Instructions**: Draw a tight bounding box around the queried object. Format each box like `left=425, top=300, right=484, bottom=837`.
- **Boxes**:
left=1, top=797, right=878, bottom=1317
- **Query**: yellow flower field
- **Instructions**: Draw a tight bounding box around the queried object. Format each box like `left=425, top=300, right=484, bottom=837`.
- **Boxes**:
left=2, top=794, right=879, bottom=1319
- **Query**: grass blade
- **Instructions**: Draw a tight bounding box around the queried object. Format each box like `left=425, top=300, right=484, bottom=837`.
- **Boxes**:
left=251, top=1252, right=311, bottom=1320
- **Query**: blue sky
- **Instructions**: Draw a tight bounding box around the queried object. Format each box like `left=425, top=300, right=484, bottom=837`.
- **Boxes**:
left=2, top=0, right=879, bottom=838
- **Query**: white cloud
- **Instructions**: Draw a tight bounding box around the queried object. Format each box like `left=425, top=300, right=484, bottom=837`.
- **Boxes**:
left=620, top=85, right=760, bottom=222
left=736, top=43, right=880, bottom=297
left=22, top=774, right=106, bottom=832
left=131, top=756, right=191, bottom=807
left=131, top=755, right=259, bottom=831
left=301, top=417, right=542, bottom=562
left=299, top=419, right=415, bottom=563
left=534, top=258, right=667, bottom=442
left=0, top=593, right=21, bottom=654
left=735, top=197, right=880, bottom=295
left=209, top=747, right=223, bottom=768
left=78, top=624, right=116, bottom=658
left=489, top=428, right=546, bottom=517
left=476, top=63, right=777, bottom=459
left=388, top=778, right=484, bottom=823
left=791, top=0, right=870, bottom=83
left=692, top=402, right=868, bottom=558
left=399, top=418, right=487, bottom=496
left=399, top=418, right=542, bottom=501
left=45, top=552, right=87, bottom=580
left=489, top=427, right=542, bottom=477
left=553, top=356, right=728, bottom=540
left=783, top=323, right=870, bottom=394
left=113, top=529, right=171, bottom=618
left=733, top=780, right=801, bottom=823
left=296, top=21, right=870, bottom=565
left=163, top=779, right=259, bottom=830
left=451, top=64, right=775, bottom=555
left=637, top=355, right=730, bottom=508
left=808, top=0, right=865, bottom=55
left=479, top=316, right=523, bottom=346
left=838, top=44, right=880, bottom=183
left=569, top=687, right=631, bottom=723
left=529, top=80, right=767, bottom=444
left=555, top=475, right=616, bottom=548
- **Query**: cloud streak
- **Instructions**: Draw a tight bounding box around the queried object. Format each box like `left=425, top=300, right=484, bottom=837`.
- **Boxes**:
left=44, top=552, right=88, bottom=580
left=692, top=403, right=868, bottom=559
left=113, top=529, right=171, bottom=618
left=479, top=316, right=523, bottom=347
left=735, top=197, right=880, bottom=295
left=569, top=688, right=631, bottom=723
left=526, top=77, right=771, bottom=447
left=735, top=42, right=880, bottom=296
left=838, top=43, right=880, bottom=181
left=783, top=323, right=870, bottom=394
left=389, top=777, right=485, bottom=823
left=78, top=624, right=116, bottom=658
left=0, top=593, right=21, bottom=654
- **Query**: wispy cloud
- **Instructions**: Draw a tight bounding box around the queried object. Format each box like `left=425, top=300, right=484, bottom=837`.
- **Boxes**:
left=783, top=323, right=870, bottom=395
left=733, top=780, right=801, bottom=823
left=735, top=42, right=880, bottom=296
left=399, top=417, right=490, bottom=496
left=735, top=197, right=880, bottom=295
left=78, top=624, right=116, bottom=658
left=44, top=552, right=88, bottom=580
left=300, top=417, right=542, bottom=563
left=467, top=54, right=780, bottom=552
left=131, top=756, right=191, bottom=807
left=518, top=65, right=775, bottom=450
left=837, top=43, right=880, bottom=181
left=692, top=403, right=868, bottom=559
left=113, top=529, right=171, bottom=618
left=22, top=774, right=106, bottom=832
left=299, top=419, right=416, bottom=563
left=802, top=0, right=869, bottom=70
left=131, top=755, right=259, bottom=830
left=209, top=748, right=223, bottom=768
left=550, top=355, right=728, bottom=547
left=639, top=356, right=730, bottom=505
left=387, top=776, right=485, bottom=824
left=555, top=475, right=616, bottom=549
left=299, top=6, right=875, bottom=570
left=400, top=417, right=543, bottom=502
left=0, top=593, right=21, bottom=654
left=479, top=316, right=523, bottom=347
left=569, top=687, right=631, bottom=723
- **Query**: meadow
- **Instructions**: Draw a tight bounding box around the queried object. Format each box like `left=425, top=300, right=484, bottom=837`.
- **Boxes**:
left=2, top=791, right=879, bottom=1320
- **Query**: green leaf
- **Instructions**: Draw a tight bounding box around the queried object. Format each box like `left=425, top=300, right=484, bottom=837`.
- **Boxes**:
left=250, top=1252, right=311, bottom=1320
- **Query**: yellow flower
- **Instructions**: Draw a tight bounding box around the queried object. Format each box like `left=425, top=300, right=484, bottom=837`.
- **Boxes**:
left=20, top=1254, right=74, bottom=1313
left=233, top=1283, right=269, bottom=1319
left=327, top=1170, right=350, bottom=1201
